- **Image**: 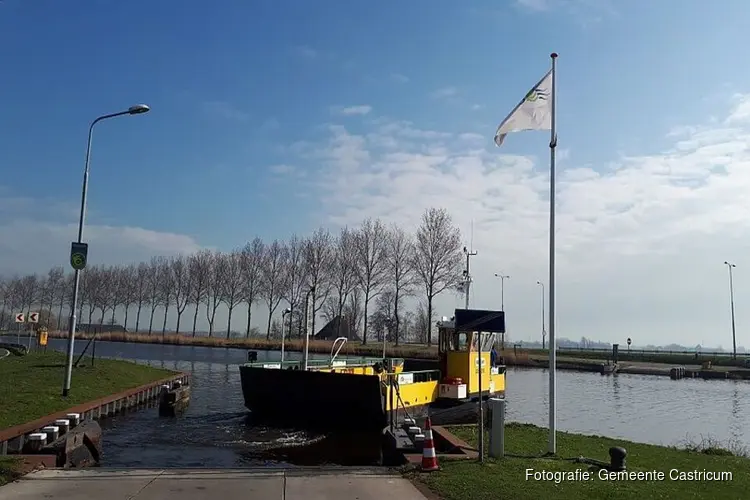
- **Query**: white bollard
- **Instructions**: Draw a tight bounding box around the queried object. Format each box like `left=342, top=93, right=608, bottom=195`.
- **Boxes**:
left=489, top=398, right=506, bottom=459
left=27, top=432, right=47, bottom=452
left=41, top=426, right=59, bottom=443
left=66, top=413, right=81, bottom=427
left=413, top=433, right=425, bottom=452
left=54, top=419, right=70, bottom=435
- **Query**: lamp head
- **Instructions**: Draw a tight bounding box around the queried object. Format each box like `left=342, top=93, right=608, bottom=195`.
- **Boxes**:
left=128, top=104, right=150, bottom=115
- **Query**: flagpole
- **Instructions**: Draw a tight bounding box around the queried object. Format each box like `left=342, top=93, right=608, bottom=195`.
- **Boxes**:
left=547, top=52, right=558, bottom=455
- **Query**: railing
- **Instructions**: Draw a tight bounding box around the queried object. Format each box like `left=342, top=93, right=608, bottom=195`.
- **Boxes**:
left=548, top=347, right=750, bottom=357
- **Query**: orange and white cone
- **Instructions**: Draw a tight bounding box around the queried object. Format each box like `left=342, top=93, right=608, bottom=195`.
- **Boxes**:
left=421, top=416, right=439, bottom=471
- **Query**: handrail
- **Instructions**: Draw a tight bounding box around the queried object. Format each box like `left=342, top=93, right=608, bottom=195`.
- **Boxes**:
left=330, top=337, right=348, bottom=367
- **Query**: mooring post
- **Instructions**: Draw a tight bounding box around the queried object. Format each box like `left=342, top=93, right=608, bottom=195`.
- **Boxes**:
left=489, top=397, right=505, bottom=458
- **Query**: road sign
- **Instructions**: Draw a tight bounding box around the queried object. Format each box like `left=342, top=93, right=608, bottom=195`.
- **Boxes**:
left=627, top=338, right=632, bottom=346
left=29, top=312, right=39, bottom=323
left=39, top=328, right=48, bottom=346
left=70, top=242, right=89, bottom=270
left=15, top=313, right=24, bottom=323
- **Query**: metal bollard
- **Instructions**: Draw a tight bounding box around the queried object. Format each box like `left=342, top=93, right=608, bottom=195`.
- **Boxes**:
left=27, top=433, right=47, bottom=452
left=489, top=398, right=505, bottom=458
left=66, top=413, right=81, bottom=427
left=41, top=426, right=59, bottom=443
left=54, top=419, right=70, bottom=435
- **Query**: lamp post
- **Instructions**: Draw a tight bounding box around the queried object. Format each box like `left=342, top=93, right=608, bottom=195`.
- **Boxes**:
left=281, top=308, right=291, bottom=363
left=62, top=105, right=150, bottom=397
left=536, top=280, right=546, bottom=349
left=724, top=261, right=737, bottom=360
left=493, top=273, right=510, bottom=311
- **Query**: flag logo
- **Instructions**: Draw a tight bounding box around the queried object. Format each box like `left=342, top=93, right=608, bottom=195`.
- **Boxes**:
left=525, top=87, right=549, bottom=102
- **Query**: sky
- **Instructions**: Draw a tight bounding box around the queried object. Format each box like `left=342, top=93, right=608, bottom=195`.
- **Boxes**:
left=2, top=0, right=750, bottom=348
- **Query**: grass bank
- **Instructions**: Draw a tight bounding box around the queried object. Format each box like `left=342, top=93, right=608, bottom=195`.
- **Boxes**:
left=414, top=423, right=749, bottom=500
left=525, top=348, right=749, bottom=368
left=0, top=351, right=175, bottom=430
left=0, top=457, right=19, bottom=486
left=46, top=331, right=439, bottom=359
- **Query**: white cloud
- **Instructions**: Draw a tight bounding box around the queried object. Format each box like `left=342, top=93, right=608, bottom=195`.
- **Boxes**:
left=331, top=105, right=373, bottom=116
left=390, top=73, right=410, bottom=84
left=430, top=87, right=459, bottom=99
left=282, top=91, right=750, bottom=348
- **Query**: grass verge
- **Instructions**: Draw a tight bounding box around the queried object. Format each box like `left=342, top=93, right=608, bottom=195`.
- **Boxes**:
left=0, top=457, right=20, bottom=486
left=413, top=423, right=750, bottom=500
left=0, top=351, right=175, bottom=430
left=46, top=331, right=440, bottom=359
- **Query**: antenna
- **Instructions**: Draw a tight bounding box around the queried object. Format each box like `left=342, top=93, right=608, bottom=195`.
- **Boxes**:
left=463, top=246, right=478, bottom=309
left=470, top=219, right=474, bottom=252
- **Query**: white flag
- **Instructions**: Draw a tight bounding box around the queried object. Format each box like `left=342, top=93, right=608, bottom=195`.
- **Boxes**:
left=494, top=69, right=553, bottom=147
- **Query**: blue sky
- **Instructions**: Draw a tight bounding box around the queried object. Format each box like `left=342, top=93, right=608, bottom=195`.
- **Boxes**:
left=2, top=0, right=750, bottom=346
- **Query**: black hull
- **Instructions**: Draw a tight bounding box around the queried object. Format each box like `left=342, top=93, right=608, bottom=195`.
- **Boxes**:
left=240, top=365, right=387, bottom=433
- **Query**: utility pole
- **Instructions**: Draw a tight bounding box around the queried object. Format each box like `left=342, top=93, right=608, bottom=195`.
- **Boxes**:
left=493, top=273, right=510, bottom=311
left=463, top=246, right=477, bottom=309
left=724, top=261, right=738, bottom=360
left=537, top=280, right=546, bottom=350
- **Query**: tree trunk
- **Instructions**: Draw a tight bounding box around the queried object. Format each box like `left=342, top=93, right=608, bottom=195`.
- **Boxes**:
left=57, top=298, right=64, bottom=330
left=362, top=291, right=370, bottom=345
left=265, top=304, right=272, bottom=341
left=162, top=306, right=168, bottom=335
left=124, top=306, right=129, bottom=330
left=426, top=296, right=433, bottom=346
left=175, top=310, right=182, bottom=335
left=192, top=305, right=199, bottom=337
left=245, top=302, right=253, bottom=337
left=135, top=303, right=143, bottom=332
left=226, top=305, right=234, bottom=339
left=148, top=305, right=156, bottom=334
left=394, top=290, right=400, bottom=346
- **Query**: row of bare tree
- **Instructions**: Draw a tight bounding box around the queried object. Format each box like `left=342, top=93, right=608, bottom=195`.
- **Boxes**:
left=0, top=208, right=466, bottom=344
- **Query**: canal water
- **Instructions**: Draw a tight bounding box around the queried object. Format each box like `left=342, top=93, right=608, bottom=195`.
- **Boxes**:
left=4, top=335, right=750, bottom=464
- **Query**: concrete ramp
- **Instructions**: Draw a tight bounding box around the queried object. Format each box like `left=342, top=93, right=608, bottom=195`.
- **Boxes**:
left=0, top=468, right=429, bottom=500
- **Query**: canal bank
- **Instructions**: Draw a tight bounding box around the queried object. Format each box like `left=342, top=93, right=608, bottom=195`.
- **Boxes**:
left=5, top=336, right=750, bottom=466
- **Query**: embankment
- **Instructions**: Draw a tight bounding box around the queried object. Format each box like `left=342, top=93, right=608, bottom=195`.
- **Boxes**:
left=46, top=331, right=439, bottom=360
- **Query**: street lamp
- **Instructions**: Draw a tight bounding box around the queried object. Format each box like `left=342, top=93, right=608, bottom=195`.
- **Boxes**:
left=536, top=280, right=546, bottom=350
left=281, top=308, right=292, bottom=363
left=493, top=273, right=510, bottom=311
left=724, top=261, right=738, bottom=360
left=62, top=104, right=151, bottom=397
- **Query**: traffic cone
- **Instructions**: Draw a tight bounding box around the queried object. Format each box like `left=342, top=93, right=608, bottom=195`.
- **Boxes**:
left=421, top=416, right=440, bottom=471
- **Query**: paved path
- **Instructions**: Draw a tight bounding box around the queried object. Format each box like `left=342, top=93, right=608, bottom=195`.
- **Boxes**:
left=0, top=468, right=430, bottom=500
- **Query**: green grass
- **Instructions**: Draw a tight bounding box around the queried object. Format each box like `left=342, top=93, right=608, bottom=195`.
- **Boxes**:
left=0, top=351, right=175, bottom=430
left=415, top=423, right=750, bottom=500
left=0, top=457, right=20, bottom=486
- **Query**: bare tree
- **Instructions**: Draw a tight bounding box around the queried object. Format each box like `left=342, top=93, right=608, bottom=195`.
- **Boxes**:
left=134, top=263, right=150, bottom=332
left=260, top=240, right=288, bottom=340
left=344, top=287, right=363, bottom=338
left=204, top=251, right=223, bottom=337
left=0, top=277, right=9, bottom=329
left=412, top=208, right=463, bottom=345
left=354, top=218, right=388, bottom=344
left=17, top=274, right=38, bottom=318
left=81, top=267, right=100, bottom=326
left=169, top=255, right=192, bottom=334
left=330, top=228, right=358, bottom=338
left=118, top=265, right=137, bottom=330
left=282, top=235, right=308, bottom=338
left=157, top=259, right=174, bottom=335
left=386, top=224, right=416, bottom=345
left=145, top=257, right=163, bottom=334
left=55, top=272, right=70, bottom=331
left=240, top=238, right=263, bottom=337
left=188, top=250, right=212, bottom=336
left=304, top=227, right=333, bottom=338
left=219, top=250, right=245, bottom=338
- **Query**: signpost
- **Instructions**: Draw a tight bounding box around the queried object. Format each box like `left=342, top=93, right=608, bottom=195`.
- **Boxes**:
left=627, top=337, right=631, bottom=353
left=70, top=242, right=88, bottom=270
